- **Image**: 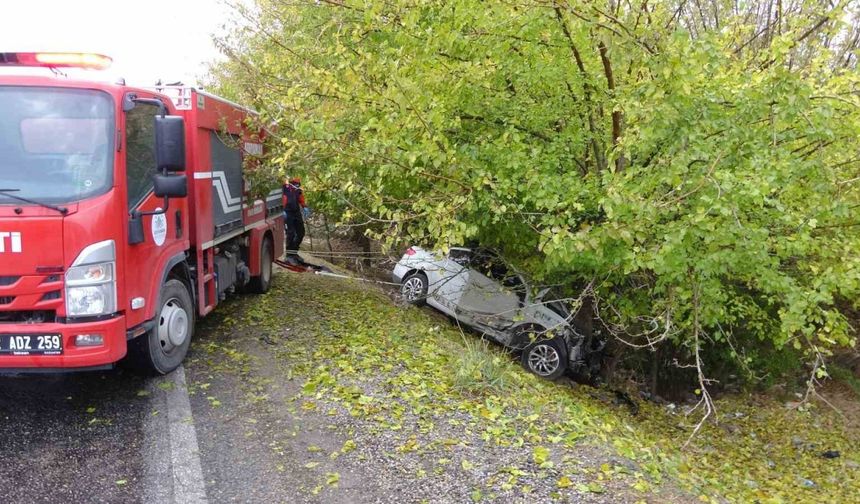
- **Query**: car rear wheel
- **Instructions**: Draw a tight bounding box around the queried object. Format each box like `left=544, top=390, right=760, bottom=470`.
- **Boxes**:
left=521, top=335, right=568, bottom=380
left=401, top=271, right=428, bottom=306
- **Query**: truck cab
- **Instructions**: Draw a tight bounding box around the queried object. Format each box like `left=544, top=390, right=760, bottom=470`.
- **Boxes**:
left=0, top=53, right=284, bottom=373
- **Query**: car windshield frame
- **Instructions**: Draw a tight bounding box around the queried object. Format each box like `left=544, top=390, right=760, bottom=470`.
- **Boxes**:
left=0, top=86, right=115, bottom=205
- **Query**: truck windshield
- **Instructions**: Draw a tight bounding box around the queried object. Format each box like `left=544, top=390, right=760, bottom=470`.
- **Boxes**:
left=0, top=86, right=114, bottom=205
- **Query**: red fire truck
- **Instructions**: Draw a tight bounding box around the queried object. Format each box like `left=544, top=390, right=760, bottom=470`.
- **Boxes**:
left=0, top=52, right=284, bottom=373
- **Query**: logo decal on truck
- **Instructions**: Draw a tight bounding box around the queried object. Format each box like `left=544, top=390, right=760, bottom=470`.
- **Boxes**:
left=0, top=232, right=22, bottom=253
left=151, top=211, right=167, bottom=246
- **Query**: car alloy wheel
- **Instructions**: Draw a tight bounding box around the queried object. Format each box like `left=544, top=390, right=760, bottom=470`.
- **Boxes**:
left=527, top=343, right=561, bottom=376
left=402, top=276, right=424, bottom=302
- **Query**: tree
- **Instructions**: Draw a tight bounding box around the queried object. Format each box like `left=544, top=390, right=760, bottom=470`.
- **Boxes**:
left=209, top=0, right=860, bottom=418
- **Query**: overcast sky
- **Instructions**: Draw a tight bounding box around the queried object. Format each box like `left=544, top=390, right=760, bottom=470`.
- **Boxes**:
left=0, top=0, right=236, bottom=86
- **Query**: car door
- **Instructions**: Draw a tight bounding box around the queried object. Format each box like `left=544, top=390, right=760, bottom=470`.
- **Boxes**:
left=428, top=247, right=472, bottom=318
left=455, top=251, right=522, bottom=331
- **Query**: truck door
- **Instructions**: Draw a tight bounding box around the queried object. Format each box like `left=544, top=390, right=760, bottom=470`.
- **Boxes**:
left=121, top=95, right=188, bottom=329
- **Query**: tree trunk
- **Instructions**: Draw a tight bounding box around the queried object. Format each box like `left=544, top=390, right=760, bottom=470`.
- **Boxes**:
left=650, top=346, right=660, bottom=396
left=350, top=226, right=372, bottom=270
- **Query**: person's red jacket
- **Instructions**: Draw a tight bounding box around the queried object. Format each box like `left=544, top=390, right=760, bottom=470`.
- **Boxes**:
left=282, top=179, right=306, bottom=212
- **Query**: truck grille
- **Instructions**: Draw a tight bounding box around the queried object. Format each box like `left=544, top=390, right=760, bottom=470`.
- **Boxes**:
left=41, top=291, right=61, bottom=301
left=0, top=274, right=63, bottom=319
left=0, top=310, right=56, bottom=324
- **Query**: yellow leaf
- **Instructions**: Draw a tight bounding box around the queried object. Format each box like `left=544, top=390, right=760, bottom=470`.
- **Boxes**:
left=326, top=472, right=340, bottom=486
left=533, top=446, right=550, bottom=465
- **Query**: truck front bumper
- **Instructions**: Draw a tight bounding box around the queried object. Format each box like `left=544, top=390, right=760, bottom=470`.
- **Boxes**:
left=0, top=316, right=127, bottom=371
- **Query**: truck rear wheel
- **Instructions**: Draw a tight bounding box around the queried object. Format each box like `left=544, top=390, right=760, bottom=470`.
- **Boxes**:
left=128, top=279, right=194, bottom=375
left=249, top=236, right=273, bottom=294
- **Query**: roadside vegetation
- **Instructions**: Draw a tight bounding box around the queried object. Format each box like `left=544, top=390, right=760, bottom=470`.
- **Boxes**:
left=201, top=0, right=860, bottom=500
left=209, top=0, right=860, bottom=412
left=190, top=271, right=859, bottom=502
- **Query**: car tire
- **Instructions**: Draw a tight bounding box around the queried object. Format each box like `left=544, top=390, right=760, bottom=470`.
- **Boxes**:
left=400, top=271, right=428, bottom=306
left=127, top=279, right=194, bottom=375
left=521, top=335, right=568, bottom=380
left=249, top=236, right=273, bottom=294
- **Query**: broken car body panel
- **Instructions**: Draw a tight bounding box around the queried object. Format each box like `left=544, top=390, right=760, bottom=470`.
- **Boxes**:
left=393, top=246, right=591, bottom=368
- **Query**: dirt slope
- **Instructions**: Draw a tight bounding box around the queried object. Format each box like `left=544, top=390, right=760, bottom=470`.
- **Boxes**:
left=185, top=262, right=858, bottom=503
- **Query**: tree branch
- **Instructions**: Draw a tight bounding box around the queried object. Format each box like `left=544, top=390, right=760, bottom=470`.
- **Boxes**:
left=597, top=40, right=625, bottom=171
left=553, top=3, right=607, bottom=172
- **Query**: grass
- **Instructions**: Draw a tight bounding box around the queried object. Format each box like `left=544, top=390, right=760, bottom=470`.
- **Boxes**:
left=450, top=338, right=514, bottom=396
left=196, top=269, right=860, bottom=503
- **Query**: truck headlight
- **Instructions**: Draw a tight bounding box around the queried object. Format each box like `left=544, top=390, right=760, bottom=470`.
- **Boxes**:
left=65, top=240, right=117, bottom=318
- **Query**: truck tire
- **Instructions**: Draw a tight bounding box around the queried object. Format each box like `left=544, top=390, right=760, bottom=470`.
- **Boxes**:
left=128, top=279, right=194, bottom=375
left=249, top=236, right=273, bottom=294
left=521, top=335, right=568, bottom=380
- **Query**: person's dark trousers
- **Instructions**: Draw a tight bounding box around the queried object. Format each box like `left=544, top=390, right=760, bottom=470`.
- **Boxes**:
left=285, top=211, right=305, bottom=256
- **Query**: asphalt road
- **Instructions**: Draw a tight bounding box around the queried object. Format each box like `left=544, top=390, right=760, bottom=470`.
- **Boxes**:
left=0, top=354, right=268, bottom=504
left=0, top=364, right=210, bottom=504
left=0, top=369, right=151, bottom=504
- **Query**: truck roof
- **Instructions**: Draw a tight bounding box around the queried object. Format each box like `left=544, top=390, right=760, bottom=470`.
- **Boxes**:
left=0, top=74, right=127, bottom=93
left=143, top=86, right=258, bottom=116
left=0, top=75, right=252, bottom=117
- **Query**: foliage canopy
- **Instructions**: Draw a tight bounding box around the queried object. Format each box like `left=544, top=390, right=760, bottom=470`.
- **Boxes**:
left=211, top=0, right=860, bottom=386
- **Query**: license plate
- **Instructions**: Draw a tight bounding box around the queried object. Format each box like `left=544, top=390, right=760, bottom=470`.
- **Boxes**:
left=0, top=334, right=63, bottom=355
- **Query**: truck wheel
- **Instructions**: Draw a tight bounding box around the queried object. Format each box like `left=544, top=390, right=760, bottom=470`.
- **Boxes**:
left=249, top=236, right=273, bottom=294
left=128, top=279, right=194, bottom=375
left=521, top=335, right=568, bottom=380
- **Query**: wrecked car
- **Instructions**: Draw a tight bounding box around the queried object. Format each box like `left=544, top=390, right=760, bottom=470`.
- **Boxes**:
left=393, top=246, right=603, bottom=380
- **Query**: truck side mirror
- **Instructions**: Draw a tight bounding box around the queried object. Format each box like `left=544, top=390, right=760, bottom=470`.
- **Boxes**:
left=153, top=173, right=187, bottom=198
left=155, top=115, right=185, bottom=171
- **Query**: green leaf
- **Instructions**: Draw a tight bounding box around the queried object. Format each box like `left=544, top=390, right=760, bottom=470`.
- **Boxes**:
left=587, top=482, right=605, bottom=494
left=532, top=446, right=550, bottom=465
left=326, top=472, right=340, bottom=486
left=341, top=439, right=357, bottom=454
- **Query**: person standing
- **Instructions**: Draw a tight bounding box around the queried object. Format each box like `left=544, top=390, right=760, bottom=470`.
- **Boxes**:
left=282, top=177, right=310, bottom=259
